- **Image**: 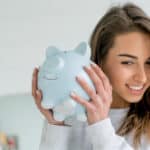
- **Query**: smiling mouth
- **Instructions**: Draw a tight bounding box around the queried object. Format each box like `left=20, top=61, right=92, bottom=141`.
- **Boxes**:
left=126, top=84, right=145, bottom=95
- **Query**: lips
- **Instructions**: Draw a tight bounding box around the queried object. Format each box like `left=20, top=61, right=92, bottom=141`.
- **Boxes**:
left=126, top=84, right=145, bottom=95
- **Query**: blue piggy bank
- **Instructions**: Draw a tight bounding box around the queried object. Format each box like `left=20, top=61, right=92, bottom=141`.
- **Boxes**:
left=38, top=42, right=94, bottom=122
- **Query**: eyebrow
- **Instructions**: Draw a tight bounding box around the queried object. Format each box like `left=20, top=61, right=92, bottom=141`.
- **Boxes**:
left=118, top=54, right=150, bottom=60
left=117, top=54, right=138, bottom=59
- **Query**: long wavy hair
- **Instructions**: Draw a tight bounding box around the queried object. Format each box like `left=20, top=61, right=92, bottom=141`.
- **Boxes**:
left=90, top=3, right=150, bottom=148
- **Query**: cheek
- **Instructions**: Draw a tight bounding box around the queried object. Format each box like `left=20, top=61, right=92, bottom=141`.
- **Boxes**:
left=105, top=65, right=132, bottom=87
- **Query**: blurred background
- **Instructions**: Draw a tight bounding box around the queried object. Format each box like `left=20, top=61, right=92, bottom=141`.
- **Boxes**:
left=0, top=0, right=149, bottom=150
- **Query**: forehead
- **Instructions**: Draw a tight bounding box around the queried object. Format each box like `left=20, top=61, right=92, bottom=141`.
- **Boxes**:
left=109, top=32, right=150, bottom=58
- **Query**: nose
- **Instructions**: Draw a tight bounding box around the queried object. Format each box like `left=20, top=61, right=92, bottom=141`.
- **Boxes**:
left=133, top=66, right=147, bottom=84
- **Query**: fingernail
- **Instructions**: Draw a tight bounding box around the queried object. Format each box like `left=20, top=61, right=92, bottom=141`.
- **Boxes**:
left=85, top=65, right=91, bottom=69
left=36, top=90, right=40, bottom=95
left=91, top=62, right=97, bottom=67
left=33, top=69, right=36, bottom=76
left=70, top=91, right=76, bottom=97
left=35, top=66, right=40, bottom=71
left=76, top=75, right=83, bottom=81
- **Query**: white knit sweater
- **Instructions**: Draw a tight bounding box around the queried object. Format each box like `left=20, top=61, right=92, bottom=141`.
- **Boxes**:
left=39, top=108, right=150, bottom=150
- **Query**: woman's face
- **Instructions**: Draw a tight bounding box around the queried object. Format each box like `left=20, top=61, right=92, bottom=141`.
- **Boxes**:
left=102, top=31, right=150, bottom=108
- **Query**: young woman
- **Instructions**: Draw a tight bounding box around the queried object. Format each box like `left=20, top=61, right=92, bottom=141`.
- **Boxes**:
left=32, top=3, right=150, bottom=150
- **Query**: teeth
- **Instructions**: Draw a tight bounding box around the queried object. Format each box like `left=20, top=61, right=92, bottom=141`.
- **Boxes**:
left=129, top=86, right=143, bottom=90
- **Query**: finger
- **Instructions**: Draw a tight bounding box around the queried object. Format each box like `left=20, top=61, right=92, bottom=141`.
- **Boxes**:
left=76, top=76, right=101, bottom=104
left=41, top=109, right=65, bottom=126
left=83, top=65, right=105, bottom=95
left=32, top=68, right=39, bottom=97
left=50, top=120, right=65, bottom=126
left=90, top=63, right=111, bottom=92
left=70, top=91, right=95, bottom=111
left=49, top=110, right=65, bottom=126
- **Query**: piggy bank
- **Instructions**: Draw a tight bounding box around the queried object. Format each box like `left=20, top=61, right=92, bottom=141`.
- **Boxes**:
left=38, top=42, right=94, bottom=122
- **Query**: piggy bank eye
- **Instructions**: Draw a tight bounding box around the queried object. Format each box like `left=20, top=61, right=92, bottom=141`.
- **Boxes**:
left=43, top=56, right=64, bottom=72
left=43, top=73, right=58, bottom=80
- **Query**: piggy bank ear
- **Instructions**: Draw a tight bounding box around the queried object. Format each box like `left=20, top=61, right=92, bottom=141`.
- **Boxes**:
left=74, top=42, right=91, bottom=58
left=46, top=46, right=60, bottom=58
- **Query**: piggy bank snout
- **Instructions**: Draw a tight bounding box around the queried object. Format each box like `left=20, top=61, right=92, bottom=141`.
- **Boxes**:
left=42, top=57, right=64, bottom=80
left=46, top=56, right=64, bottom=71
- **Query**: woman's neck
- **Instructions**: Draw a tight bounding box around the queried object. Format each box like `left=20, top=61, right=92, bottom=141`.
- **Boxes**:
left=111, top=93, right=130, bottom=109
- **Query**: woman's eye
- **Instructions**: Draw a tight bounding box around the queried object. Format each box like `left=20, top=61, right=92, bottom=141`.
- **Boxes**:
left=146, top=61, right=150, bottom=65
left=121, top=61, right=134, bottom=65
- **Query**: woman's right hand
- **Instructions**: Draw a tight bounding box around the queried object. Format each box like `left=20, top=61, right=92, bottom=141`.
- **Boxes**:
left=32, top=67, right=65, bottom=126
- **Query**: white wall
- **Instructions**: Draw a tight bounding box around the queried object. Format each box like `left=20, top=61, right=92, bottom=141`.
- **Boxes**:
left=0, top=0, right=111, bottom=96
left=0, top=0, right=150, bottom=96
left=0, top=0, right=149, bottom=96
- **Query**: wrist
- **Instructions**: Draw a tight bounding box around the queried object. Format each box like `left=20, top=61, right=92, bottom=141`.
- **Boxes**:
left=88, top=115, right=108, bottom=125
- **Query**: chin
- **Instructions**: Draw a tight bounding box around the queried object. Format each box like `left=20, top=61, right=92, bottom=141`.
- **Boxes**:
left=125, top=95, right=143, bottom=103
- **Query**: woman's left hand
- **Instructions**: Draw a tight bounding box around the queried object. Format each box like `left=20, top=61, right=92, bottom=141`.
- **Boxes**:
left=70, top=63, right=113, bottom=125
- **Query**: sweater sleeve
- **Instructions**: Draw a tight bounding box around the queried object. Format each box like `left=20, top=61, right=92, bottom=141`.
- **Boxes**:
left=86, top=118, right=134, bottom=150
left=39, top=120, right=72, bottom=150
